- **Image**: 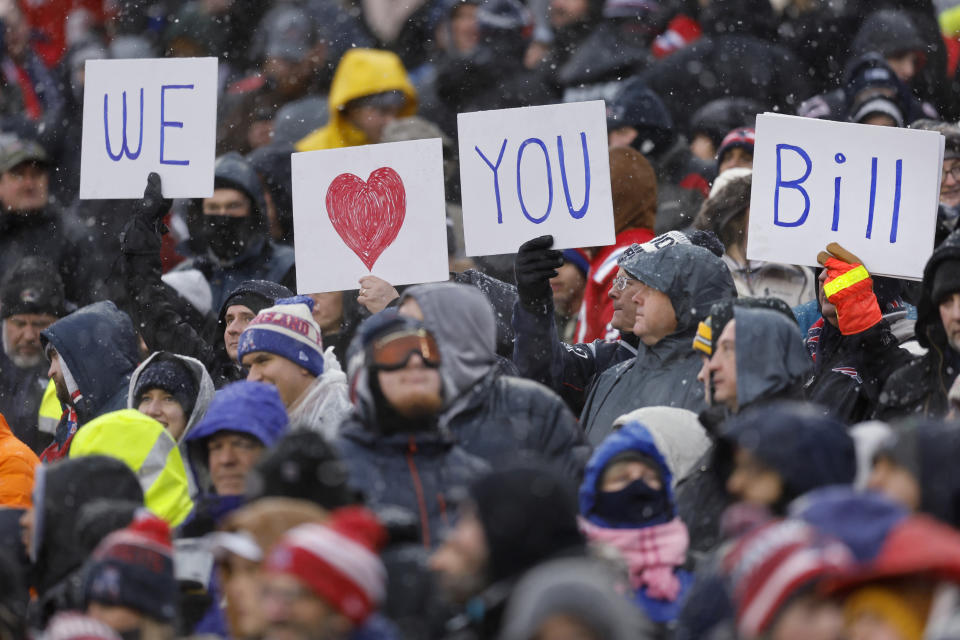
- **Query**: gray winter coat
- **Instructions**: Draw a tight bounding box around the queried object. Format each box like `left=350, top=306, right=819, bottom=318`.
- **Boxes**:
left=403, top=283, right=591, bottom=478
left=581, top=245, right=736, bottom=445
left=733, top=307, right=811, bottom=409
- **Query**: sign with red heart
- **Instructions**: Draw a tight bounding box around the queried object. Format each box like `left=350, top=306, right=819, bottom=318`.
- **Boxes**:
left=325, top=167, right=406, bottom=271
left=291, top=139, right=449, bottom=294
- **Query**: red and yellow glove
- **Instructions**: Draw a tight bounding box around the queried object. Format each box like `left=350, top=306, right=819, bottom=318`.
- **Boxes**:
left=817, top=243, right=882, bottom=336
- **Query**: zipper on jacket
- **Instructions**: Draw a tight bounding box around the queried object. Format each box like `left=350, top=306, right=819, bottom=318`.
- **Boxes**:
left=405, top=436, right=431, bottom=549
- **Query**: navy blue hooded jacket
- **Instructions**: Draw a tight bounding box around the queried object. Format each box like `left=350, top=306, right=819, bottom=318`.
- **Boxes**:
left=580, top=422, right=693, bottom=624
left=40, top=301, right=139, bottom=441
left=715, top=402, right=856, bottom=510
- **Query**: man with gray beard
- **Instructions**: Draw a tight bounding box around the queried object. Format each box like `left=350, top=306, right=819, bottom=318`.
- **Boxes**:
left=0, top=257, right=66, bottom=452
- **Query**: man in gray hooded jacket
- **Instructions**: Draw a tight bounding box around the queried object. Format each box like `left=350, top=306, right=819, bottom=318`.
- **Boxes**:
left=580, top=244, right=736, bottom=446
left=697, top=306, right=812, bottom=416
left=398, top=282, right=590, bottom=479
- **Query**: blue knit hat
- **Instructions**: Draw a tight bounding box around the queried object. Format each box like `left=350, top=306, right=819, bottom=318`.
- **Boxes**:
left=187, top=381, right=289, bottom=448
left=237, top=295, right=324, bottom=377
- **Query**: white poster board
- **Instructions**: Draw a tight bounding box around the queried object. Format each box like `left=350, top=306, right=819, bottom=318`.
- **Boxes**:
left=458, top=100, right=615, bottom=256
left=291, top=138, right=449, bottom=294
left=80, top=57, right=217, bottom=199
left=747, top=113, right=944, bottom=279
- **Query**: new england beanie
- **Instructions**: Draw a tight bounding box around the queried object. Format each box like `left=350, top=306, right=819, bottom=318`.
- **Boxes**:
left=237, top=296, right=325, bottom=377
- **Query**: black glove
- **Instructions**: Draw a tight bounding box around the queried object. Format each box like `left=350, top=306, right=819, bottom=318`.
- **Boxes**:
left=514, top=235, right=563, bottom=311
left=136, top=171, right=172, bottom=236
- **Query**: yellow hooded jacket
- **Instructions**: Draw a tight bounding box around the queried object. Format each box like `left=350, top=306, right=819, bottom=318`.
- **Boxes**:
left=296, top=48, right=418, bottom=151
left=69, top=409, right=194, bottom=527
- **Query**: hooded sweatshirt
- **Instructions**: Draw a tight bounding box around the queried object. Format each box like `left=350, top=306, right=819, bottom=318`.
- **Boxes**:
left=499, top=557, right=659, bottom=640
left=39, top=302, right=140, bottom=460
left=127, top=352, right=216, bottom=450
left=715, top=402, right=856, bottom=512
left=402, top=283, right=589, bottom=478
left=295, top=48, right=417, bottom=152
left=581, top=244, right=737, bottom=445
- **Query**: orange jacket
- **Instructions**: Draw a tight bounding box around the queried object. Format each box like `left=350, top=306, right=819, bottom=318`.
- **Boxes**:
left=0, top=413, right=40, bottom=508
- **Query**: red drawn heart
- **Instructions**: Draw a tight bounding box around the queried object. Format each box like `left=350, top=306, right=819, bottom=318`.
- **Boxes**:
left=325, top=167, right=406, bottom=271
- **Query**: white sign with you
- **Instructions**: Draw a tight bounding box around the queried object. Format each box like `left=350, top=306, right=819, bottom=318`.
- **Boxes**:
left=458, top=100, right=615, bottom=256
left=291, top=138, right=450, bottom=294
left=80, top=57, right=217, bottom=199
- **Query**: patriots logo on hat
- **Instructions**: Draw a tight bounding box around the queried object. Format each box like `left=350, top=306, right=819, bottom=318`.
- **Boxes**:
left=19, top=288, right=40, bottom=303
left=299, top=351, right=309, bottom=362
left=90, top=565, right=123, bottom=599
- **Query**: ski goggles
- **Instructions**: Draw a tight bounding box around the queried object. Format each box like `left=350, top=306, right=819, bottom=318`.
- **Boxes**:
left=371, top=328, right=442, bottom=370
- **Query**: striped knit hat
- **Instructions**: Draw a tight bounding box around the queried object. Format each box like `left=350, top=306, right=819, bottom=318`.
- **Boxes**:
left=724, top=519, right=854, bottom=639
left=265, top=507, right=387, bottom=625
left=237, top=296, right=324, bottom=377
left=83, top=510, right=177, bottom=622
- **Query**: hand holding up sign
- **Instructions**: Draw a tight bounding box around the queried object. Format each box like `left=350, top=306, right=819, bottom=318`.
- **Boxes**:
left=136, top=172, right=172, bottom=235
left=514, top=235, right=563, bottom=312
left=358, top=275, right=400, bottom=314
left=817, top=242, right=882, bottom=336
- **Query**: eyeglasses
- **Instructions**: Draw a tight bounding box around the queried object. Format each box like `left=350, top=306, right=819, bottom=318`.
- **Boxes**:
left=371, top=329, right=441, bottom=370
left=944, top=164, right=960, bottom=182
left=611, top=275, right=638, bottom=291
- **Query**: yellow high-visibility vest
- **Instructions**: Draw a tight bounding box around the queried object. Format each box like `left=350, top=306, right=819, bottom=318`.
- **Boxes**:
left=70, top=409, right=194, bottom=526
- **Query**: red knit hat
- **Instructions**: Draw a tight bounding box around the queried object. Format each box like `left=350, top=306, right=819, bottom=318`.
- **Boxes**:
left=716, top=127, right=756, bottom=167
left=265, top=506, right=387, bottom=625
left=724, top=519, right=854, bottom=639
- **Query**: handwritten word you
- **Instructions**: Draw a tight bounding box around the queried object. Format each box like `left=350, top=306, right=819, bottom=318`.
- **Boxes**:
left=476, top=132, right=591, bottom=225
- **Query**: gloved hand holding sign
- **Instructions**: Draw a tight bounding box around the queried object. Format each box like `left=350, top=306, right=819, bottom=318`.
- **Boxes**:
left=816, top=242, right=883, bottom=336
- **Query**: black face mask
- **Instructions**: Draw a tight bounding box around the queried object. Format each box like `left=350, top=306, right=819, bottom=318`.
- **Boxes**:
left=592, top=478, right=674, bottom=528
left=195, top=215, right=261, bottom=262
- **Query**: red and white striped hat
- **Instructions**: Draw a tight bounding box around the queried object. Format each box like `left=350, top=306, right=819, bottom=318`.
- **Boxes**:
left=265, top=507, right=387, bottom=625
left=724, top=519, right=853, bottom=639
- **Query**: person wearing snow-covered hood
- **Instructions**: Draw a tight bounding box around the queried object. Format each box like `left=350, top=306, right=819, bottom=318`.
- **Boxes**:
left=695, top=306, right=811, bottom=417
left=237, top=296, right=351, bottom=439
left=580, top=243, right=736, bottom=446
left=39, top=302, right=140, bottom=462
left=177, top=152, right=296, bottom=310
left=398, top=282, right=588, bottom=478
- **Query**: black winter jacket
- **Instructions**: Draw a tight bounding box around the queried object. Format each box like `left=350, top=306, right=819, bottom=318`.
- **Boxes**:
left=879, top=230, right=960, bottom=419
left=440, top=369, right=591, bottom=480
left=335, top=421, right=488, bottom=550
left=512, top=298, right=638, bottom=415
